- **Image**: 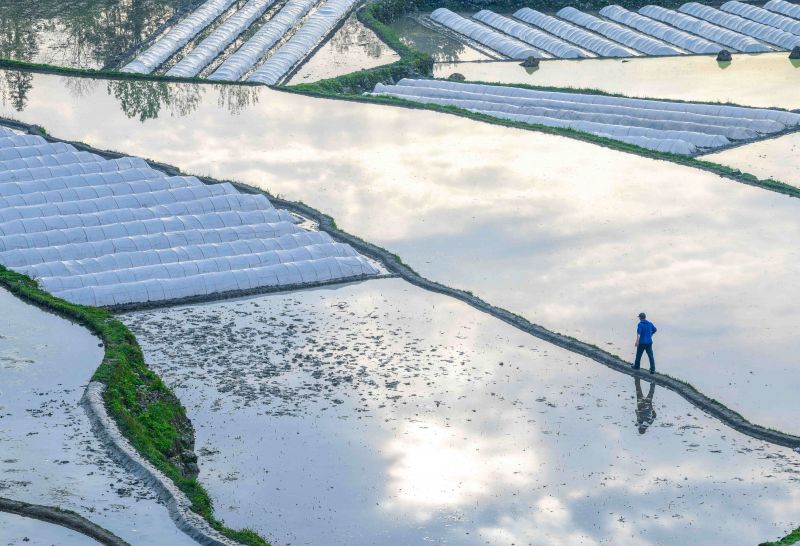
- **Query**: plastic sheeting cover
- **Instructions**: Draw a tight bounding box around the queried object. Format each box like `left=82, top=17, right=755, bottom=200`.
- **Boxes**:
left=513, top=8, right=633, bottom=57
left=167, top=0, right=277, bottom=78
left=639, top=5, right=772, bottom=52
left=472, top=10, right=587, bottom=58
left=556, top=6, right=682, bottom=55
left=248, top=0, right=360, bottom=85
left=428, top=8, right=543, bottom=60
left=722, top=1, right=800, bottom=35
left=598, top=5, right=724, bottom=54
left=209, top=0, right=319, bottom=81
left=680, top=2, right=800, bottom=49
left=122, top=0, right=238, bottom=73
left=764, top=0, right=800, bottom=20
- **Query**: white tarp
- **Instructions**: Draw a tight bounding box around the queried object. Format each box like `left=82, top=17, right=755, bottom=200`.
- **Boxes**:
left=167, top=0, right=277, bottom=77
left=639, top=5, right=772, bottom=52
left=598, top=5, right=724, bottom=54
left=209, top=0, right=319, bottom=81
left=556, top=6, right=683, bottom=55
left=122, top=0, right=238, bottom=73
left=680, top=2, right=800, bottom=48
left=248, top=0, right=360, bottom=84
left=513, top=8, right=633, bottom=57
left=472, top=10, right=587, bottom=58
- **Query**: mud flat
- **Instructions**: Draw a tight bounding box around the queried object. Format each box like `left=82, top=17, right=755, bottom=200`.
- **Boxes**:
left=3, top=69, right=799, bottom=434
left=0, top=512, right=99, bottom=545
left=704, top=132, right=800, bottom=187
left=0, top=287, right=199, bottom=545
left=434, top=53, right=800, bottom=109
left=123, top=278, right=800, bottom=546
left=288, top=15, right=400, bottom=84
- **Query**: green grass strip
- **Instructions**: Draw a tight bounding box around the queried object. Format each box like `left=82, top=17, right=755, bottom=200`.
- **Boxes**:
left=0, top=265, right=269, bottom=546
left=761, top=527, right=800, bottom=546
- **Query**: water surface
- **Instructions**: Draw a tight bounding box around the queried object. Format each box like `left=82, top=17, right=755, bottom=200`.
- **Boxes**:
left=0, top=0, right=199, bottom=70
left=2, top=69, right=799, bottom=434
left=0, top=288, right=199, bottom=545
left=0, top=512, right=100, bottom=545
left=434, top=53, right=800, bottom=109
left=389, top=15, right=491, bottom=62
left=289, top=15, right=400, bottom=84
left=124, top=278, right=800, bottom=546
left=704, top=132, right=800, bottom=187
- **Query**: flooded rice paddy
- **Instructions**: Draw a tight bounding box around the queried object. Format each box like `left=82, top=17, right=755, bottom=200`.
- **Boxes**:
left=389, top=14, right=492, bottom=62
left=0, top=0, right=200, bottom=70
left=434, top=53, right=800, bottom=109
left=0, top=287, right=199, bottom=545
left=123, top=278, right=800, bottom=546
left=287, top=15, right=399, bottom=84
left=0, top=512, right=100, bottom=545
left=704, top=132, right=800, bottom=187
left=3, top=69, right=799, bottom=435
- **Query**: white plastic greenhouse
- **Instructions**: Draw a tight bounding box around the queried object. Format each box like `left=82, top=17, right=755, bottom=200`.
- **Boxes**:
left=722, top=1, right=800, bottom=35
left=209, top=0, right=318, bottom=81
left=122, top=0, right=238, bottom=74
left=764, top=0, right=800, bottom=19
left=598, top=5, right=723, bottom=54
left=556, top=6, right=682, bottom=55
left=639, top=5, right=772, bottom=52
left=680, top=2, right=800, bottom=49
left=370, top=79, right=800, bottom=154
left=472, top=10, right=588, bottom=58
left=513, top=8, right=633, bottom=57
left=248, top=0, right=360, bottom=84
left=428, top=9, right=543, bottom=59
left=0, top=132, right=379, bottom=306
left=167, top=0, right=277, bottom=78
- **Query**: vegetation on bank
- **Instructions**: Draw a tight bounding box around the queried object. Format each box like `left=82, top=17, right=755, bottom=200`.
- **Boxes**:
left=761, top=528, right=800, bottom=546
left=0, top=265, right=269, bottom=546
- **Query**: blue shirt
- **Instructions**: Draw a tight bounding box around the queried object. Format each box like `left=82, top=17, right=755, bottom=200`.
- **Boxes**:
left=637, top=320, right=657, bottom=344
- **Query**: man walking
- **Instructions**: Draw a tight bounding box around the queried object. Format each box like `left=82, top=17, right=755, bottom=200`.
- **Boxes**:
left=633, top=312, right=657, bottom=374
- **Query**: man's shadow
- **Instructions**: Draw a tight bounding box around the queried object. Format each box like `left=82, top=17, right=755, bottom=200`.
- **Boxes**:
left=635, top=377, right=657, bottom=434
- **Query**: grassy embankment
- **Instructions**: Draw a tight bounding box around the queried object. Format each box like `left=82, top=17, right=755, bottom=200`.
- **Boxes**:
left=283, top=0, right=800, bottom=201
left=0, top=265, right=269, bottom=546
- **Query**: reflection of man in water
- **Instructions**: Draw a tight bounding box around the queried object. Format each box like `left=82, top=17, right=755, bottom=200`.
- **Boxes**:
left=635, top=378, right=656, bottom=434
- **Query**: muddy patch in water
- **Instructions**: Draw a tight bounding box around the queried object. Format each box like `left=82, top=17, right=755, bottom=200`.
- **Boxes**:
left=124, top=278, right=800, bottom=546
left=0, top=288, right=199, bottom=545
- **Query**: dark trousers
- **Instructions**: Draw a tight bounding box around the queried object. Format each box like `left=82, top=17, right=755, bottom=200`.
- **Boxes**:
left=634, top=343, right=655, bottom=370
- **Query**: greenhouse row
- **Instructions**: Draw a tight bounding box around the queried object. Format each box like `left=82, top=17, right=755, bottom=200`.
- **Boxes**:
left=723, top=0, right=800, bottom=35
left=0, top=129, right=379, bottom=306
left=369, top=79, right=800, bottom=155
left=680, top=2, right=800, bottom=49
left=556, top=7, right=682, bottom=55
left=427, top=0, right=800, bottom=60
left=248, top=0, right=361, bottom=84
left=472, top=11, right=587, bottom=58
left=430, top=9, right=543, bottom=59
left=598, top=6, right=723, bottom=54
left=121, top=0, right=356, bottom=83
left=166, top=0, right=276, bottom=78
left=209, top=0, right=318, bottom=81
left=122, top=0, right=237, bottom=73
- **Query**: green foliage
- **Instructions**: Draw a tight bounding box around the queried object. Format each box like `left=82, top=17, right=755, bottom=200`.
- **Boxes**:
left=761, top=527, right=800, bottom=546
left=0, top=265, right=270, bottom=546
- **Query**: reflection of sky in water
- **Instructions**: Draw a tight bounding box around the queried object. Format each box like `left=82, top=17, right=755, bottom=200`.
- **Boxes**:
left=0, top=289, right=199, bottom=545
left=434, top=53, right=800, bottom=109
left=124, top=279, right=800, bottom=546
left=0, top=513, right=99, bottom=546
left=706, top=132, right=800, bottom=188
left=289, top=15, right=400, bottom=84
left=389, top=15, right=491, bottom=63
left=1, top=70, right=799, bottom=433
